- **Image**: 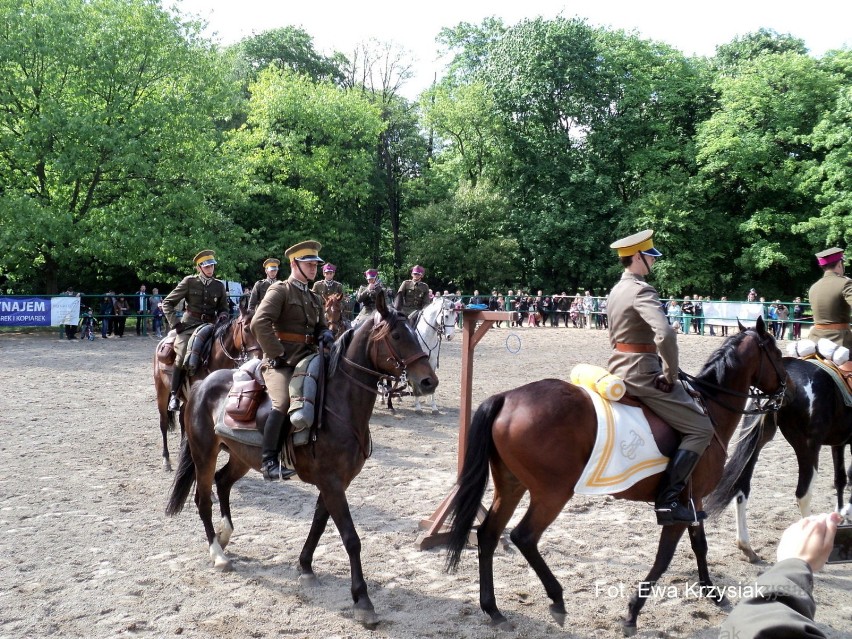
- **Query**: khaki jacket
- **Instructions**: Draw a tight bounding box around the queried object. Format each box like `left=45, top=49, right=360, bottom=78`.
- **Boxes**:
left=251, top=277, right=327, bottom=366
left=808, top=271, right=852, bottom=349
left=162, top=275, right=228, bottom=329
left=397, top=279, right=429, bottom=313
left=312, top=279, right=344, bottom=299
left=247, top=278, right=277, bottom=311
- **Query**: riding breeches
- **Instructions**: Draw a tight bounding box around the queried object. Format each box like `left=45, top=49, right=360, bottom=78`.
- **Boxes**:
left=173, top=331, right=192, bottom=369
left=262, top=364, right=294, bottom=412
left=627, top=381, right=713, bottom=455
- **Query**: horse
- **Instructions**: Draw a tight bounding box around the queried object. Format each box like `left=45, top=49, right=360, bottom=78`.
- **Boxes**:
left=386, top=296, right=458, bottom=414
left=165, top=292, right=437, bottom=627
left=444, top=317, right=787, bottom=636
left=706, top=356, right=852, bottom=562
left=152, top=306, right=260, bottom=471
left=324, top=291, right=349, bottom=338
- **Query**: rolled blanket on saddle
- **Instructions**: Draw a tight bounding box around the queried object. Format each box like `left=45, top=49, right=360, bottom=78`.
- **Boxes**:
left=570, top=363, right=626, bottom=401
left=787, top=338, right=849, bottom=366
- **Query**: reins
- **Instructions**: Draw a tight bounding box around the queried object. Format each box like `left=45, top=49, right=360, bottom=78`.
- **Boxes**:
left=217, top=316, right=261, bottom=364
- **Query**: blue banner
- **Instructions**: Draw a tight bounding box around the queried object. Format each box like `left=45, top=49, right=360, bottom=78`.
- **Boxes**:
left=0, top=296, right=80, bottom=327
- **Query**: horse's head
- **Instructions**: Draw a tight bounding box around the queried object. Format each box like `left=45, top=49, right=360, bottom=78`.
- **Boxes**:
left=440, top=297, right=458, bottom=341
left=367, top=290, right=438, bottom=396
left=222, top=307, right=262, bottom=363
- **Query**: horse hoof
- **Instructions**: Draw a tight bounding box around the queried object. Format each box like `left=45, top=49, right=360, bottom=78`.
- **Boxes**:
left=431, top=409, right=440, bottom=415
left=163, top=459, right=172, bottom=472
left=213, top=556, right=233, bottom=572
left=548, top=603, right=566, bottom=626
left=714, top=595, right=731, bottom=610
left=298, top=573, right=320, bottom=588
left=622, top=621, right=637, bottom=637
left=354, top=607, right=379, bottom=628
left=490, top=619, right=514, bottom=632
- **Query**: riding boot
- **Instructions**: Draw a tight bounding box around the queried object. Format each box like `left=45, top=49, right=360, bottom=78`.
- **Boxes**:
left=654, top=449, right=702, bottom=525
left=261, top=409, right=296, bottom=481
left=168, top=367, right=184, bottom=412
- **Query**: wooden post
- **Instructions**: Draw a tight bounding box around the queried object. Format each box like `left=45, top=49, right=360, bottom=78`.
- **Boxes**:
left=416, top=309, right=515, bottom=550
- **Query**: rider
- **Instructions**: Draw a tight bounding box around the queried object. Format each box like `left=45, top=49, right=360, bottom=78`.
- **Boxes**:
left=162, top=250, right=230, bottom=412
left=250, top=240, right=335, bottom=481
left=395, top=265, right=430, bottom=320
left=808, top=247, right=852, bottom=351
left=607, top=230, right=713, bottom=525
left=353, top=269, right=383, bottom=327
left=247, top=258, right=280, bottom=311
left=312, top=263, right=344, bottom=300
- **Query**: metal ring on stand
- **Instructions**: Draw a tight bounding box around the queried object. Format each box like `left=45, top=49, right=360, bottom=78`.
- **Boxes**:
left=505, top=333, right=521, bottom=354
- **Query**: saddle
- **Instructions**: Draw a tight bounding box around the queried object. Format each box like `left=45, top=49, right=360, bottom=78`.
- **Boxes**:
left=787, top=338, right=852, bottom=400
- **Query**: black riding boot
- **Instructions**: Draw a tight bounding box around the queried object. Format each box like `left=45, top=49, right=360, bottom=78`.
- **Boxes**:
left=261, top=409, right=296, bottom=481
left=655, top=449, right=702, bottom=525
left=168, top=367, right=184, bottom=412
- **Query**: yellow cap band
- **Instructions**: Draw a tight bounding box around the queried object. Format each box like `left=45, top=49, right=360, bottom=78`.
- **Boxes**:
left=615, top=237, right=654, bottom=257
left=289, top=248, right=319, bottom=260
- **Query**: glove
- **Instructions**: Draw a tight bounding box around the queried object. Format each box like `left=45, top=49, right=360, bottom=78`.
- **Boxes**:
left=318, top=329, right=335, bottom=348
left=653, top=374, right=674, bottom=393
left=216, top=312, right=229, bottom=324
left=173, top=321, right=187, bottom=333
left=266, top=356, right=287, bottom=369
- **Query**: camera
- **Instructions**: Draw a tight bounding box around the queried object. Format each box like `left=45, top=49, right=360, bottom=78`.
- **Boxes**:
left=827, top=524, right=852, bottom=563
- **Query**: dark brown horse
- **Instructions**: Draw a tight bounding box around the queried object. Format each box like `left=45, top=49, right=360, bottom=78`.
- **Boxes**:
left=152, top=306, right=260, bottom=471
left=445, top=317, right=787, bottom=636
left=323, top=291, right=348, bottom=338
left=165, top=292, right=437, bottom=627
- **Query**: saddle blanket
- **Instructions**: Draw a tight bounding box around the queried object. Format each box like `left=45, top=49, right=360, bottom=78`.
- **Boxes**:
left=807, top=358, right=852, bottom=408
left=574, top=386, right=669, bottom=495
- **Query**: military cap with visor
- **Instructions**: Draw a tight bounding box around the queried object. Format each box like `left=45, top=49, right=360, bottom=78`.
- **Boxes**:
left=411, top=265, right=425, bottom=274
left=610, top=229, right=663, bottom=258
left=322, top=263, right=337, bottom=273
left=263, top=258, right=280, bottom=269
left=194, top=250, right=217, bottom=267
left=815, top=247, right=844, bottom=266
left=285, top=240, right=324, bottom=263
left=365, top=269, right=378, bottom=278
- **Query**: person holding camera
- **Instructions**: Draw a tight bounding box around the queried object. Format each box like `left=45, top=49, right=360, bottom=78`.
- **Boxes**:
left=161, top=250, right=229, bottom=412
left=722, top=512, right=842, bottom=638
left=250, top=240, right=334, bottom=481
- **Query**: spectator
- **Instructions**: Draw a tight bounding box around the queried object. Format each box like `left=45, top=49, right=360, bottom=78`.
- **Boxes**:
left=792, top=296, right=805, bottom=340
left=693, top=296, right=704, bottom=335
left=747, top=288, right=758, bottom=303
left=598, top=295, right=609, bottom=330
left=62, top=286, right=80, bottom=340
left=681, top=295, right=694, bottom=334
left=113, top=294, right=130, bottom=337
left=570, top=294, right=582, bottom=328
left=720, top=296, right=729, bottom=337
left=582, top=291, right=595, bottom=329
left=135, top=284, right=148, bottom=336
left=100, top=292, right=115, bottom=338
left=775, top=301, right=789, bottom=339
left=666, top=298, right=682, bottom=333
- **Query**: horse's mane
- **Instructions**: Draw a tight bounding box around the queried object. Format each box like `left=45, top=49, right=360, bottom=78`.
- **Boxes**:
left=212, top=309, right=255, bottom=343
left=694, top=330, right=751, bottom=385
left=328, top=328, right=354, bottom=377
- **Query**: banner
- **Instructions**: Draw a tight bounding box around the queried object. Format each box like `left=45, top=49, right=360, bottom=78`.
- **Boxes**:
left=0, top=296, right=81, bottom=327
left=702, top=301, right=764, bottom=328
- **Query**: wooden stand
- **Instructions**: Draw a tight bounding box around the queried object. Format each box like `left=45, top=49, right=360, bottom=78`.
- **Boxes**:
left=416, top=310, right=516, bottom=549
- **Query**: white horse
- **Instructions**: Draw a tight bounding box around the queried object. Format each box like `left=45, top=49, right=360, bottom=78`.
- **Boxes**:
left=386, top=296, right=458, bottom=414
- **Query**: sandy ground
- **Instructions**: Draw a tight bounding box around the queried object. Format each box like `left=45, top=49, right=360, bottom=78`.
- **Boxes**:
left=1, top=325, right=850, bottom=639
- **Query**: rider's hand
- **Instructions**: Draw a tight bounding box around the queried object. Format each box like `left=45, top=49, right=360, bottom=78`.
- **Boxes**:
left=173, top=321, right=186, bottom=333
left=318, top=329, right=335, bottom=348
left=266, top=356, right=287, bottom=369
left=653, top=374, right=674, bottom=393
left=216, top=312, right=229, bottom=324
left=776, top=512, right=842, bottom=572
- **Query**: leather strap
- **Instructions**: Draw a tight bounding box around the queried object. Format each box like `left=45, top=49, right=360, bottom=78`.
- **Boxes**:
left=184, top=310, right=214, bottom=322
left=614, top=342, right=656, bottom=353
left=276, top=331, right=316, bottom=345
left=814, top=323, right=850, bottom=330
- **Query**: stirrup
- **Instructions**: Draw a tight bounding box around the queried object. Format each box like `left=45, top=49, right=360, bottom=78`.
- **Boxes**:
left=655, top=498, right=706, bottom=527
left=262, top=458, right=296, bottom=481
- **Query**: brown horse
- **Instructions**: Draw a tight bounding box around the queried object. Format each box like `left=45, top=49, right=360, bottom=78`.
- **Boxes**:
left=445, top=317, right=787, bottom=636
left=152, top=306, right=260, bottom=471
left=323, top=291, right=348, bottom=338
left=165, top=292, right=437, bottom=627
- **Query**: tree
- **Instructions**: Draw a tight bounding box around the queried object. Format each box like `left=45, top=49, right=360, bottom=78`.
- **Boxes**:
left=0, top=0, right=242, bottom=292
left=236, top=26, right=346, bottom=85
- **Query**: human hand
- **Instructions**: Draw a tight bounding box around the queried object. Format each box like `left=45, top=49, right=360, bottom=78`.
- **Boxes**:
left=776, top=512, right=842, bottom=572
left=173, top=322, right=186, bottom=333
left=217, top=312, right=229, bottom=324
left=653, top=374, right=674, bottom=393
left=266, top=356, right=287, bottom=369
left=318, top=329, right=335, bottom=348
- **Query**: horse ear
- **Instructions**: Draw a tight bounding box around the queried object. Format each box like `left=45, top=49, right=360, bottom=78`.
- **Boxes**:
left=737, top=318, right=746, bottom=332
left=755, top=315, right=766, bottom=335
left=375, top=287, right=388, bottom=317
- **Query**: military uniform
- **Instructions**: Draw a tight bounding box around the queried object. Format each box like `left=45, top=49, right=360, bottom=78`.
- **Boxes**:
left=807, top=248, right=852, bottom=350
left=397, top=277, right=429, bottom=316
left=250, top=240, right=333, bottom=481
left=162, top=250, right=229, bottom=412
left=247, top=258, right=280, bottom=311
left=312, top=278, right=344, bottom=299
left=608, top=230, right=712, bottom=526
left=353, top=269, right=381, bottom=327
left=720, top=558, right=823, bottom=638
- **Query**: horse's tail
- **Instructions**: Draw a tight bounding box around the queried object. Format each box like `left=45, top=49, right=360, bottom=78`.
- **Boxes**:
left=445, top=393, right=505, bottom=572
left=165, top=437, right=196, bottom=516
left=705, top=412, right=770, bottom=517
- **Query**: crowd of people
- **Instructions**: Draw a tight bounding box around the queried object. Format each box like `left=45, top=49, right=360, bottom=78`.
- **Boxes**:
left=60, top=286, right=165, bottom=340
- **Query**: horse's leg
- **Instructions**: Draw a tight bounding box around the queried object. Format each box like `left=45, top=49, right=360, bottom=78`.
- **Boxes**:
left=623, top=524, right=687, bottom=637
left=844, top=444, right=852, bottom=520
left=298, top=494, right=329, bottom=586
left=687, top=521, right=729, bottom=607
left=428, top=390, right=438, bottom=415
left=213, top=456, right=251, bottom=550
left=318, top=485, right=378, bottom=628
left=831, top=444, right=848, bottom=517
left=509, top=491, right=572, bottom=627
left=159, top=405, right=172, bottom=472
left=191, top=429, right=230, bottom=570
left=733, top=419, right=776, bottom=563
left=477, top=462, right=527, bottom=630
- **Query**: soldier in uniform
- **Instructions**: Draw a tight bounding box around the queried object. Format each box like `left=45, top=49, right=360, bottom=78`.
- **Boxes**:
left=353, top=269, right=382, bottom=328
left=807, top=247, right=852, bottom=350
left=250, top=240, right=334, bottom=481
left=312, top=263, right=344, bottom=299
left=395, top=264, right=430, bottom=319
left=607, top=230, right=713, bottom=525
left=162, top=250, right=230, bottom=412
left=247, top=258, right=280, bottom=311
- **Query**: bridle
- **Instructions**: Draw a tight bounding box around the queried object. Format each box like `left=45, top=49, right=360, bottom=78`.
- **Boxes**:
left=678, top=331, right=788, bottom=415
left=218, top=315, right=262, bottom=364
left=414, top=299, right=456, bottom=367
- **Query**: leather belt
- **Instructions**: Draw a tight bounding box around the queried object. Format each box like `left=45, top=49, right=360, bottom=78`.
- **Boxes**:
left=614, top=343, right=656, bottom=353
left=184, top=310, right=214, bottom=322
left=814, top=323, right=850, bottom=330
left=276, top=331, right=316, bottom=345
